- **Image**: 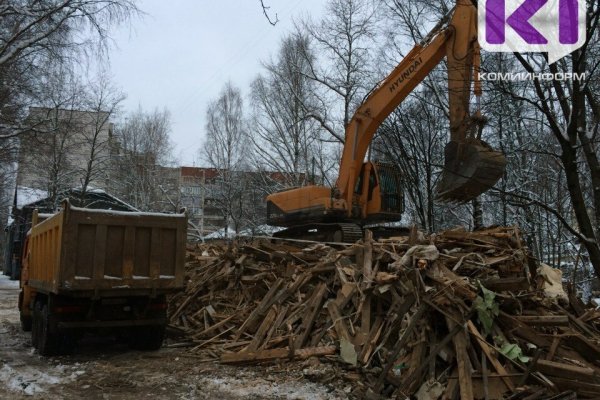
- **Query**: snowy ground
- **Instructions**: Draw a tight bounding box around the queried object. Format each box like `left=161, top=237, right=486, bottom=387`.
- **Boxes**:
left=0, top=273, right=349, bottom=399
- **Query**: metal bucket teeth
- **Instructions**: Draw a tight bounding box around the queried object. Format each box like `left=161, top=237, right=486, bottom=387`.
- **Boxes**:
left=436, top=140, right=506, bottom=203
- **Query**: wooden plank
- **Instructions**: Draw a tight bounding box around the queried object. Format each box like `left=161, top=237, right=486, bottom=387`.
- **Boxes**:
left=191, top=313, right=236, bottom=339
left=535, top=359, right=598, bottom=382
left=363, top=231, right=373, bottom=284
left=327, top=301, right=351, bottom=342
left=568, top=291, right=586, bottom=317
left=358, top=316, right=384, bottom=365
left=514, top=316, right=569, bottom=326
left=220, top=346, right=337, bottom=365
left=546, top=336, right=560, bottom=361
left=482, top=277, right=530, bottom=292
left=563, top=334, right=600, bottom=364
left=335, top=283, right=357, bottom=308
left=443, top=368, right=460, bottom=400
left=359, top=294, right=371, bottom=345
left=403, top=330, right=427, bottom=392
left=402, top=323, right=463, bottom=387
left=294, top=283, right=327, bottom=349
left=551, top=378, right=600, bottom=397
left=449, top=318, right=473, bottom=400
left=247, top=306, right=278, bottom=351
left=519, top=349, right=542, bottom=386
left=375, top=303, right=428, bottom=392
left=498, top=313, right=553, bottom=348
left=467, top=320, right=515, bottom=392
left=261, top=304, right=289, bottom=350
left=234, top=278, right=285, bottom=340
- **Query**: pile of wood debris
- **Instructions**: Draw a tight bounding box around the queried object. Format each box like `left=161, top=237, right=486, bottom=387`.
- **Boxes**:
left=168, top=227, right=600, bottom=399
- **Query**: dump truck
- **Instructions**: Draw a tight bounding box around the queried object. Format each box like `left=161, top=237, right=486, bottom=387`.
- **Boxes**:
left=19, top=201, right=187, bottom=356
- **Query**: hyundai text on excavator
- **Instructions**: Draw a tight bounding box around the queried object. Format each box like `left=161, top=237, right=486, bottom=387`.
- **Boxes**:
left=266, top=0, right=506, bottom=242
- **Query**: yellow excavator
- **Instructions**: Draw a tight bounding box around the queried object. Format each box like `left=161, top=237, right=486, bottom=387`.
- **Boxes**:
left=266, top=0, right=506, bottom=242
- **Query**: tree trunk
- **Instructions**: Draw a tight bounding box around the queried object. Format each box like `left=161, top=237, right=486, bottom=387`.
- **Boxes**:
left=560, top=143, right=600, bottom=278
left=472, top=197, right=483, bottom=230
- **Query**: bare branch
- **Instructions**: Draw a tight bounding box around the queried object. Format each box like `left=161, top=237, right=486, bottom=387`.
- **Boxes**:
left=260, top=0, right=279, bottom=26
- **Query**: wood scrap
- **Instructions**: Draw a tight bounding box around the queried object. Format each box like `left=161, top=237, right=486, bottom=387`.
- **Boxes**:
left=170, top=227, right=600, bottom=399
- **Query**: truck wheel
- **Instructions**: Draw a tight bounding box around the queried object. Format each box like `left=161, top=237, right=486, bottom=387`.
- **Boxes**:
left=10, top=259, right=20, bottom=281
left=20, top=314, right=32, bottom=332
left=19, top=292, right=32, bottom=332
left=129, top=325, right=165, bottom=351
left=31, top=301, right=42, bottom=348
left=37, top=304, right=59, bottom=356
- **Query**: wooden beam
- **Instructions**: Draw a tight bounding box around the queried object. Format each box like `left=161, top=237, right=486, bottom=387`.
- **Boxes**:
left=449, top=318, right=474, bottom=400
left=535, top=359, right=598, bottom=382
left=294, top=283, right=327, bottom=349
left=514, top=316, right=569, bottom=326
left=374, top=303, right=429, bottom=392
left=467, top=321, right=515, bottom=391
left=220, top=346, right=337, bottom=365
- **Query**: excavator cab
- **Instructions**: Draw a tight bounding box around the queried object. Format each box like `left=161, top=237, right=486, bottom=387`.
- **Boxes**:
left=437, top=139, right=506, bottom=202
left=354, top=162, right=404, bottom=222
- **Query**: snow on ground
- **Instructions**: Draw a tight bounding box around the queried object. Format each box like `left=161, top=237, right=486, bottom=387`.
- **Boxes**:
left=199, top=376, right=348, bottom=400
left=0, top=272, right=80, bottom=398
left=0, top=272, right=351, bottom=399
left=204, top=224, right=284, bottom=240
left=0, top=362, right=82, bottom=396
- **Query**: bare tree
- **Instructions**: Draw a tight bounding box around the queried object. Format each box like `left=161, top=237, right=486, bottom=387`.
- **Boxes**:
left=298, top=0, right=380, bottom=143
left=76, top=72, right=126, bottom=204
left=202, top=82, right=249, bottom=235
left=250, top=34, right=327, bottom=188
left=0, top=0, right=139, bottom=140
left=18, top=66, right=86, bottom=207
left=483, top=2, right=600, bottom=278
left=113, top=107, right=176, bottom=212
left=375, top=94, right=448, bottom=232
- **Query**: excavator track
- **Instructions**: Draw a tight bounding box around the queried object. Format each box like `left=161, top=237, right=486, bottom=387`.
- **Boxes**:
left=337, top=224, right=363, bottom=243
left=273, top=223, right=363, bottom=243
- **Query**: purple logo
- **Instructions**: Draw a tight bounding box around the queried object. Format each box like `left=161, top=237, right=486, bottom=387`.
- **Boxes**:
left=479, top=0, right=586, bottom=64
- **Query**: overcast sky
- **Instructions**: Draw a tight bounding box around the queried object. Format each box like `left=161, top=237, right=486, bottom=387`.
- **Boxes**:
left=107, top=0, right=324, bottom=166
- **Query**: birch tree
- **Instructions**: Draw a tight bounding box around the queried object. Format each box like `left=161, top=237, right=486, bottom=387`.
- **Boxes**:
left=250, top=34, right=328, bottom=189
left=76, top=72, right=125, bottom=204
left=203, top=82, right=249, bottom=235
left=298, top=0, right=380, bottom=143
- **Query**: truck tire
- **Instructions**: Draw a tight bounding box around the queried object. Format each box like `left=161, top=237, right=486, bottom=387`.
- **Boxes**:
left=20, top=314, right=32, bottom=332
left=10, top=260, right=18, bottom=280
left=19, top=292, right=32, bottom=332
left=129, top=325, right=166, bottom=351
left=31, top=301, right=42, bottom=348
left=37, top=304, right=59, bottom=356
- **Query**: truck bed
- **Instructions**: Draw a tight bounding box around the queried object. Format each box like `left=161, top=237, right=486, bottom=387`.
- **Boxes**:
left=26, top=204, right=186, bottom=296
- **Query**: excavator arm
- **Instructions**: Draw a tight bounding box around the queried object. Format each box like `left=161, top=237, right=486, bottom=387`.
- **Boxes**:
left=336, top=0, right=505, bottom=211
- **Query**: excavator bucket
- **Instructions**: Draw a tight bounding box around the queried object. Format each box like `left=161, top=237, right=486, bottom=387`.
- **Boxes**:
left=436, top=139, right=506, bottom=202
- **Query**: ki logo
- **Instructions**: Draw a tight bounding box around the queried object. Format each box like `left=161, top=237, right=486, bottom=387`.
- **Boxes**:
left=478, top=0, right=587, bottom=64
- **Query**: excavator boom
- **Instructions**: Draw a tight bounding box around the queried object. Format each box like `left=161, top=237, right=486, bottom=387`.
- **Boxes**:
left=336, top=0, right=505, bottom=206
